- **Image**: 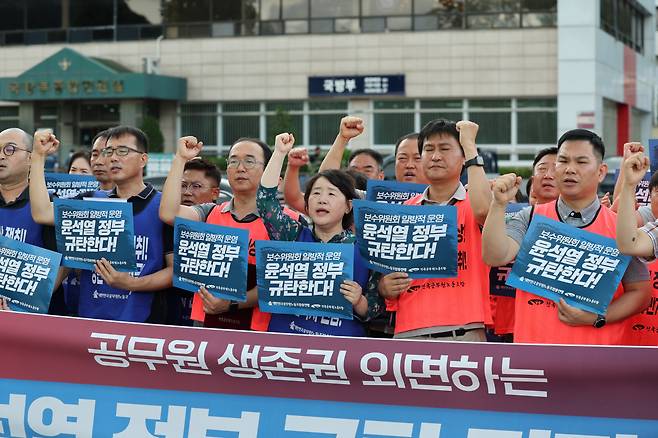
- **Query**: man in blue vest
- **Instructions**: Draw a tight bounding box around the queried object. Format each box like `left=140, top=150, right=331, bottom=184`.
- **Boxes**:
left=29, top=127, right=174, bottom=323
left=0, top=128, right=63, bottom=313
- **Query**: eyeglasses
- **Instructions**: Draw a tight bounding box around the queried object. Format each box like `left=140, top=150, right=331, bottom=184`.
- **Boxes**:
left=226, top=157, right=264, bottom=169
left=181, top=182, right=216, bottom=193
left=534, top=165, right=556, bottom=176
left=100, top=145, right=144, bottom=157
left=1, top=143, right=31, bottom=156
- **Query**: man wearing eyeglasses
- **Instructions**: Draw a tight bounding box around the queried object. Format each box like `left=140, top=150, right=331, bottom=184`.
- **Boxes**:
left=181, top=158, right=221, bottom=207
left=29, top=126, right=174, bottom=323
left=161, top=136, right=286, bottom=331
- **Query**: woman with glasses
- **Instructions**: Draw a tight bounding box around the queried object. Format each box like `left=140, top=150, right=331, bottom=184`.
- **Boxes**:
left=256, top=132, right=373, bottom=337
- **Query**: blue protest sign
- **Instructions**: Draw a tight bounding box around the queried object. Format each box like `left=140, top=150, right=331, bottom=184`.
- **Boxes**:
left=256, top=241, right=354, bottom=320
left=173, top=217, right=249, bottom=301
left=613, top=169, right=651, bottom=207
left=353, top=200, right=457, bottom=278
left=45, top=173, right=100, bottom=199
left=506, top=215, right=630, bottom=315
left=649, top=139, right=658, bottom=175
left=0, top=235, right=61, bottom=313
left=54, top=198, right=136, bottom=271
left=366, top=180, right=427, bottom=204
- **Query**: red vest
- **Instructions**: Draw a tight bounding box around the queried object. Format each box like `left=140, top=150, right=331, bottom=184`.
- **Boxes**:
left=514, top=201, right=628, bottom=345
left=626, top=259, right=658, bottom=346
left=490, top=295, right=515, bottom=335
left=190, top=202, right=272, bottom=331
left=389, top=193, right=492, bottom=334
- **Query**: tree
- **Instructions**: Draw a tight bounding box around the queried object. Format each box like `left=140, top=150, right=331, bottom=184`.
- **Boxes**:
left=141, top=116, right=164, bottom=152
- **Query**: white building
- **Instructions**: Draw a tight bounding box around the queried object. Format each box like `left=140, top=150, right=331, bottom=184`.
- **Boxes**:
left=0, top=0, right=653, bottom=166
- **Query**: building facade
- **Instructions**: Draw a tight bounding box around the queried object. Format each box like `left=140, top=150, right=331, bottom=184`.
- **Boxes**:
left=0, top=0, right=653, bottom=166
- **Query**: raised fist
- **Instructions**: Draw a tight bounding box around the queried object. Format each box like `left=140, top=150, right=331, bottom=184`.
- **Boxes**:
left=287, top=147, right=309, bottom=168
left=33, top=130, right=60, bottom=157
left=621, top=151, right=649, bottom=187
left=456, top=120, right=479, bottom=155
left=274, top=133, right=295, bottom=155
left=339, top=116, right=364, bottom=141
left=492, top=173, right=522, bottom=205
left=176, top=136, right=203, bottom=161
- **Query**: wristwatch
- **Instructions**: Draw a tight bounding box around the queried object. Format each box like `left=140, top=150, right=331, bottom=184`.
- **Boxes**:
left=593, top=314, right=606, bottom=328
left=464, top=155, right=485, bottom=169
left=228, top=301, right=239, bottom=312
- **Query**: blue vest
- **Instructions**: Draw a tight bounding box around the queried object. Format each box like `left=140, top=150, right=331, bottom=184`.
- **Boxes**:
left=78, top=192, right=165, bottom=322
left=267, top=227, right=367, bottom=337
left=0, top=200, right=44, bottom=247
left=63, top=190, right=109, bottom=316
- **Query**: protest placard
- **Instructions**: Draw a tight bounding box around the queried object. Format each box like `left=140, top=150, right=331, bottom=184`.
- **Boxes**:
left=173, top=217, right=249, bottom=301
left=365, top=180, right=427, bottom=204
left=54, top=198, right=136, bottom=271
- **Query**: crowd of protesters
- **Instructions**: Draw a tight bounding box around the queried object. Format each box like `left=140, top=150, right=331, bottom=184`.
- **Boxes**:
left=0, top=115, right=656, bottom=346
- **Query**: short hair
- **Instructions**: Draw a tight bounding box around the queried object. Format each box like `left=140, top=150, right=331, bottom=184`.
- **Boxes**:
left=91, top=129, right=111, bottom=147
left=557, top=129, right=605, bottom=161
left=346, top=168, right=368, bottom=191
left=532, top=147, right=558, bottom=170
left=229, top=137, right=272, bottom=166
left=417, top=119, right=460, bottom=154
left=184, top=158, right=221, bottom=187
left=107, top=126, right=149, bottom=153
left=304, top=169, right=358, bottom=229
left=348, top=149, right=384, bottom=169
left=649, top=170, right=658, bottom=192
left=394, top=133, right=419, bottom=156
left=526, top=175, right=533, bottom=197
left=67, top=151, right=91, bottom=172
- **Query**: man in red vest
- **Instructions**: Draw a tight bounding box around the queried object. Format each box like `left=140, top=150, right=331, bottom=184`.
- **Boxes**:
left=378, top=119, right=493, bottom=341
left=483, top=129, right=649, bottom=345
left=160, top=136, right=277, bottom=331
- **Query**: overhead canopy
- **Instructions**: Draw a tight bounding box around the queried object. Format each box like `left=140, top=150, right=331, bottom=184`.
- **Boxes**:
left=0, top=47, right=186, bottom=101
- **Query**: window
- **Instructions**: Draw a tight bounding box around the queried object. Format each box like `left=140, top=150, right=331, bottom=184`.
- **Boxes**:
left=221, top=102, right=259, bottom=146
left=469, top=99, right=511, bottom=144
left=27, top=0, right=61, bottom=29
left=309, top=101, right=348, bottom=145
left=266, top=101, right=303, bottom=146
left=282, top=0, right=308, bottom=19
left=310, top=0, right=358, bottom=18
left=361, top=0, right=411, bottom=16
left=374, top=100, right=415, bottom=145
left=163, top=0, right=211, bottom=23
left=181, top=103, right=218, bottom=146
left=600, top=0, right=647, bottom=53
left=118, top=0, right=161, bottom=25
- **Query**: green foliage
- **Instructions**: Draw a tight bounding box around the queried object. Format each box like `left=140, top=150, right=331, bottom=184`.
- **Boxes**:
left=140, top=116, right=164, bottom=153
left=499, top=166, right=532, bottom=178
left=267, top=106, right=295, bottom=146
left=202, top=155, right=227, bottom=171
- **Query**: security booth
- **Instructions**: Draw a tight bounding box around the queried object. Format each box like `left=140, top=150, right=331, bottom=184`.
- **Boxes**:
left=0, top=47, right=186, bottom=161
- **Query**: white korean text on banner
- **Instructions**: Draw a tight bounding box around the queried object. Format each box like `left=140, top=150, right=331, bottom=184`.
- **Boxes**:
left=353, top=199, right=457, bottom=278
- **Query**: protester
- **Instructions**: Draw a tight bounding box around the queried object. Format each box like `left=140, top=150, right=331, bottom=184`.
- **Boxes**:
left=160, top=136, right=281, bottom=331
left=483, top=129, right=649, bottom=345
left=29, top=127, right=174, bottom=323
left=348, top=149, right=385, bottom=181
left=489, top=147, right=559, bottom=341
left=181, top=157, right=221, bottom=207
left=393, top=133, right=428, bottom=184
left=257, top=132, right=372, bottom=336
left=89, top=129, right=115, bottom=192
left=67, top=151, right=92, bottom=175
left=0, top=128, right=60, bottom=312
left=378, top=119, right=492, bottom=341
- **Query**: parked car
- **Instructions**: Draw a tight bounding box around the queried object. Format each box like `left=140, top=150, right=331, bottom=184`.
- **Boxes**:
left=144, top=175, right=233, bottom=204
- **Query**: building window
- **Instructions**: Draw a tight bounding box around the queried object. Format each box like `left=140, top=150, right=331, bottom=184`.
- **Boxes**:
left=600, top=0, right=648, bottom=53
left=373, top=100, right=415, bottom=145
left=180, top=103, right=218, bottom=146
left=309, top=101, right=348, bottom=145
left=0, top=106, right=19, bottom=131
left=516, top=98, right=557, bottom=144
